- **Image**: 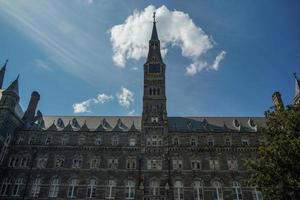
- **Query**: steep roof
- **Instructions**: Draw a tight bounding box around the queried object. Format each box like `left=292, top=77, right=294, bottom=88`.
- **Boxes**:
left=6, top=75, right=19, bottom=95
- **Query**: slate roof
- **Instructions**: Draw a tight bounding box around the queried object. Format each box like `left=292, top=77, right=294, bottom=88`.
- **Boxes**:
left=39, top=116, right=265, bottom=132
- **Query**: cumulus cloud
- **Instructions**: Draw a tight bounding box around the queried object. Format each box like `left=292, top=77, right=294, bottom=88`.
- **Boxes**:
left=109, top=5, right=226, bottom=75
left=117, top=87, right=134, bottom=108
left=211, top=51, right=226, bottom=70
left=72, top=93, right=113, bottom=113
left=128, top=110, right=135, bottom=116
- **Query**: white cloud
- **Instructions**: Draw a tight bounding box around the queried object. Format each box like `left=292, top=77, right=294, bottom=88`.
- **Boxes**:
left=96, top=93, right=114, bottom=104
left=128, top=110, right=135, bottom=116
left=116, top=87, right=134, bottom=108
left=72, top=93, right=113, bottom=113
left=109, top=5, right=226, bottom=75
left=34, top=59, right=52, bottom=71
left=211, top=51, right=226, bottom=70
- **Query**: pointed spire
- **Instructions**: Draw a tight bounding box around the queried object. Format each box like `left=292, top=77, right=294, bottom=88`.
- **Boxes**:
left=150, top=12, right=159, bottom=41
left=0, top=59, right=8, bottom=89
left=293, top=73, right=300, bottom=104
left=80, top=121, right=90, bottom=131
left=129, top=121, right=139, bottom=132
left=6, top=75, right=19, bottom=94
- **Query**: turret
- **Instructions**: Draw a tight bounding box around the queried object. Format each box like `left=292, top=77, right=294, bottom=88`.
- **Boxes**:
left=0, top=75, right=20, bottom=110
left=22, top=91, right=40, bottom=123
left=272, top=91, right=284, bottom=112
left=0, top=59, right=8, bottom=89
left=293, top=73, right=300, bottom=105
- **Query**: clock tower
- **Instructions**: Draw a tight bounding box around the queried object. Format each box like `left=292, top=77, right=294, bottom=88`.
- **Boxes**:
left=142, top=12, right=168, bottom=136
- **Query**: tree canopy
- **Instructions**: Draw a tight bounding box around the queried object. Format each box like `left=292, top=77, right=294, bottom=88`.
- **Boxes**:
left=247, top=104, right=300, bottom=200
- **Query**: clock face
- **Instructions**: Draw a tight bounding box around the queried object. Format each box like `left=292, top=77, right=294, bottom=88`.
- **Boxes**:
left=149, top=64, right=161, bottom=73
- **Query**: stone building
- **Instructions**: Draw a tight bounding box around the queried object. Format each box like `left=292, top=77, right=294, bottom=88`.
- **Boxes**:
left=0, top=14, right=299, bottom=200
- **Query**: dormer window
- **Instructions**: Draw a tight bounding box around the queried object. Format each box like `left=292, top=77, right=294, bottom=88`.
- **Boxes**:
left=207, top=137, right=214, bottom=146
left=225, top=137, right=232, bottom=146
left=233, top=119, right=240, bottom=130
left=72, top=118, right=79, bottom=128
left=248, top=118, right=257, bottom=131
left=129, top=138, right=136, bottom=146
left=57, top=118, right=64, bottom=128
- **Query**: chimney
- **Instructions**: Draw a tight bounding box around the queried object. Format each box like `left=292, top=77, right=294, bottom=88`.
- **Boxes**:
left=23, top=91, right=40, bottom=123
left=272, top=91, right=284, bottom=112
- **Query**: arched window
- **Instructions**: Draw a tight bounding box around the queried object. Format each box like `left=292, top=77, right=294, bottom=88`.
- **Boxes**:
left=20, top=155, right=30, bottom=168
left=0, top=134, right=11, bottom=164
left=105, top=180, right=116, bottom=199
left=48, top=177, right=60, bottom=197
left=252, top=187, right=263, bottom=200
left=72, top=155, right=83, bottom=169
left=0, top=178, right=12, bottom=196
left=37, top=155, right=48, bottom=169
left=68, top=178, right=79, bottom=198
left=55, top=155, right=64, bottom=168
left=174, top=180, right=184, bottom=200
left=12, top=177, right=23, bottom=196
left=153, top=88, right=156, bottom=95
left=232, top=181, right=243, bottom=200
left=193, top=181, right=204, bottom=200
left=31, top=178, right=41, bottom=197
left=78, top=135, right=85, bottom=145
left=149, top=88, right=153, bottom=95
left=87, top=179, right=97, bottom=198
left=157, top=88, right=160, bottom=95
left=125, top=180, right=135, bottom=199
left=150, top=179, right=159, bottom=196
left=61, top=135, right=69, bottom=145
left=212, top=181, right=223, bottom=200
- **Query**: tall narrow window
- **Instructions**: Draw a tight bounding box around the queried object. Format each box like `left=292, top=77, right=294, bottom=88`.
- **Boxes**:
left=61, top=135, right=69, bottom=145
left=225, top=137, right=232, bottom=146
left=191, top=137, right=197, bottom=146
left=207, top=137, right=214, bottom=146
left=72, top=155, right=82, bottom=169
left=0, top=178, right=12, bottom=196
left=126, top=158, right=136, bottom=169
left=125, top=180, right=135, bottom=199
left=173, top=137, right=179, bottom=145
left=55, top=155, right=64, bottom=168
left=174, top=180, right=184, bottom=200
left=193, top=181, right=204, bottom=200
left=49, top=178, right=60, bottom=198
left=150, top=180, right=159, bottom=196
left=173, top=159, right=183, bottom=170
left=95, top=137, right=102, bottom=145
left=68, top=178, right=78, bottom=198
left=108, top=159, right=118, bottom=169
left=191, top=160, right=201, bottom=170
left=232, top=181, right=243, bottom=200
left=45, top=136, right=52, bottom=145
left=212, top=181, right=223, bottom=200
left=12, top=178, right=23, bottom=196
left=228, top=160, right=238, bottom=171
left=209, top=159, right=220, bottom=170
left=0, top=134, right=11, bottom=164
left=252, top=187, right=263, bottom=200
left=129, top=138, right=136, bottom=146
left=90, top=157, right=100, bottom=169
left=87, top=179, right=97, bottom=198
left=20, top=156, right=30, bottom=168
left=111, top=136, right=119, bottom=146
left=31, top=178, right=41, bottom=197
left=149, top=88, right=153, bottom=95
left=105, top=180, right=116, bottom=199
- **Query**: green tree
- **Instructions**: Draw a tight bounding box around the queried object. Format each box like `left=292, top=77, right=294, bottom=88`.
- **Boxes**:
left=247, top=104, right=300, bottom=200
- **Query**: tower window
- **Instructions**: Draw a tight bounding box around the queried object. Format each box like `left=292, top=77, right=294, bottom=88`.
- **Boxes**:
left=149, top=88, right=152, bottom=95
left=149, top=64, right=161, bottom=73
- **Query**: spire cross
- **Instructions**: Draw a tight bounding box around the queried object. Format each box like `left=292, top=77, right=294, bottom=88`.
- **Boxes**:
left=153, top=12, right=156, bottom=23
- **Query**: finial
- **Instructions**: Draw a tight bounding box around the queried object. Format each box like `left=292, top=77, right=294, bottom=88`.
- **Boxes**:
left=294, top=72, right=298, bottom=80
left=153, top=12, right=156, bottom=23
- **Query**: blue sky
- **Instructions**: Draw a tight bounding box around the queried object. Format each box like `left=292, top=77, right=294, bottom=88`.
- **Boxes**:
left=0, top=0, right=299, bottom=117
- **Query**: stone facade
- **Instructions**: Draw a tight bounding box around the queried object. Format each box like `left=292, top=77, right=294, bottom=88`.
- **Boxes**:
left=0, top=14, right=299, bottom=200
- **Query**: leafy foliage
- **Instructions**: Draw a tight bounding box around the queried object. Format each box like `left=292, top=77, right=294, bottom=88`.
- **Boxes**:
left=247, top=104, right=300, bottom=200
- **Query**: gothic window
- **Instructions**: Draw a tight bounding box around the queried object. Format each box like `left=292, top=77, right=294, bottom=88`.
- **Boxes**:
left=61, top=135, right=69, bottom=145
left=48, top=177, right=60, bottom=198
left=129, top=138, right=136, bottom=146
left=126, top=158, right=136, bottom=169
left=78, top=135, right=85, bottom=145
left=150, top=179, right=159, bottom=196
left=153, top=88, right=156, bottom=95
left=191, top=160, right=201, bottom=170
left=105, top=179, right=116, bottom=199
left=149, top=88, right=153, bottom=95
left=95, top=137, right=102, bottom=145
left=125, top=180, right=135, bottom=199
left=108, top=158, right=118, bottom=169
left=17, top=136, right=24, bottom=145
left=90, top=157, right=100, bottom=169
left=228, top=160, right=238, bottom=171
left=20, top=156, right=30, bottom=168
left=28, top=136, right=35, bottom=145
left=57, top=118, right=64, bottom=128
left=45, top=136, right=52, bottom=145
left=225, top=137, right=232, bottom=146
left=0, top=134, right=11, bottom=164
left=174, top=180, right=184, bottom=200
left=151, top=116, right=159, bottom=123
left=173, top=159, right=183, bottom=170
left=207, top=137, right=214, bottom=146
left=193, top=181, right=204, bottom=200
left=37, top=155, right=48, bottom=169
left=55, top=155, right=64, bottom=168
left=173, top=137, right=179, bottom=145
left=232, top=181, right=243, bottom=200
left=31, top=178, right=41, bottom=197
left=209, top=159, right=220, bottom=170
left=241, top=138, right=249, bottom=146
left=252, top=187, right=263, bottom=200
left=147, top=135, right=162, bottom=146
left=212, top=181, right=223, bottom=200
left=8, top=155, right=18, bottom=167
left=157, top=88, right=160, bottom=95
left=0, top=178, right=12, bottom=196
left=111, top=136, right=119, bottom=146
left=72, top=155, right=83, bottom=169
left=12, top=177, right=23, bottom=196
left=147, top=159, right=162, bottom=170
left=191, top=137, right=197, bottom=146
left=87, top=179, right=96, bottom=198
left=68, top=178, right=79, bottom=198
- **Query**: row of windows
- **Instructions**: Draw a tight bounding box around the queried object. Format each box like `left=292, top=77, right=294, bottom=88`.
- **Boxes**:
left=8, top=155, right=242, bottom=171
left=0, top=178, right=263, bottom=200
left=16, top=134, right=253, bottom=147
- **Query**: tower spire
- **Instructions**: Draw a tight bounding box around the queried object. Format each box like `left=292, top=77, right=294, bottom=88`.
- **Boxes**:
left=0, top=59, right=8, bottom=89
left=150, top=12, right=159, bottom=41
left=6, top=75, right=19, bottom=95
left=294, top=72, right=300, bottom=104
